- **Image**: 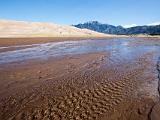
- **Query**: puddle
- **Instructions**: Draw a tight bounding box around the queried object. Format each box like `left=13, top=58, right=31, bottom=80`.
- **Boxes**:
left=0, top=38, right=159, bottom=64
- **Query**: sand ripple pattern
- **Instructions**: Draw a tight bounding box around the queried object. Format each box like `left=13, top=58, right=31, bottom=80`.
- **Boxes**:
left=2, top=50, right=157, bottom=120
left=9, top=76, right=135, bottom=120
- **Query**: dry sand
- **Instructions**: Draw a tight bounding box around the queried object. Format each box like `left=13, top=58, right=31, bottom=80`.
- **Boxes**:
left=0, top=20, right=111, bottom=38
left=0, top=38, right=160, bottom=120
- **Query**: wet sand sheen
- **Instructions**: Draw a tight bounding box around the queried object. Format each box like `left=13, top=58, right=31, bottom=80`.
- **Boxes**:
left=0, top=38, right=160, bottom=120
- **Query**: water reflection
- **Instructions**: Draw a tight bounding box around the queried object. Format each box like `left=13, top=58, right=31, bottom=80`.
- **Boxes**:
left=0, top=38, right=159, bottom=64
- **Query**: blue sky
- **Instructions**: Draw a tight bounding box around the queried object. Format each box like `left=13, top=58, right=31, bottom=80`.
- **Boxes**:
left=0, top=0, right=160, bottom=26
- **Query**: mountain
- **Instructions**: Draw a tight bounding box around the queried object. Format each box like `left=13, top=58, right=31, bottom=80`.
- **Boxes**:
left=74, top=21, right=160, bottom=35
left=125, top=25, right=160, bottom=35
left=0, top=20, right=110, bottom=37
left=74, top=21, right=125, bottom=34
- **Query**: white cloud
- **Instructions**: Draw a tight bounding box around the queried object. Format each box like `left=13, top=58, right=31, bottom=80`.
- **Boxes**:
left=147, top=22, right=160, bottom=26
left=123, top=24, right=137, bottom=28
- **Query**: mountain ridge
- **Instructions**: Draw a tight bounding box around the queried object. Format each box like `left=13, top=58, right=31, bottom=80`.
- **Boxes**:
left=74, top=21, right=160, bottom=35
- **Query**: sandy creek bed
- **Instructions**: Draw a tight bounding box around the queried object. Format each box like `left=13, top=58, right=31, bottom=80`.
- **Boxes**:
left=0, top=38, right=160, bottom=120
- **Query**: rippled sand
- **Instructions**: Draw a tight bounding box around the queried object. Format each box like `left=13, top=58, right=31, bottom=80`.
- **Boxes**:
left=0, top=38, right=160, bottom=120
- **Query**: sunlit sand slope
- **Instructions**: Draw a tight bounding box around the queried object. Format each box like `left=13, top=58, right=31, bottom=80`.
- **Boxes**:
left=0, top=20, right=110, bottom=37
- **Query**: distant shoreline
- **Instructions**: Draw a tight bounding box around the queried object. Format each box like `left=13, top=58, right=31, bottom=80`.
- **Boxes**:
left=0, top=36, right=120, bottom=47
left=0, top=35, right=160, bottom=47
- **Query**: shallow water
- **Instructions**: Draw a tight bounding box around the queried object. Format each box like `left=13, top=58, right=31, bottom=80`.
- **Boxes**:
left=0, top=38, right=159, bottom=64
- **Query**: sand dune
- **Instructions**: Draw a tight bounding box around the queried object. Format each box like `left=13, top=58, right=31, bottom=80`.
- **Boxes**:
left=0, top=19, right=110, bottom=37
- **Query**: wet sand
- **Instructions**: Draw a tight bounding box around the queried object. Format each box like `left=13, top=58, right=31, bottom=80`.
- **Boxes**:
left=0, top=37, right=115, bottom=53
left=0, top=38, right=160, bottom=120
left=0, top=37, right=115, bottom=47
